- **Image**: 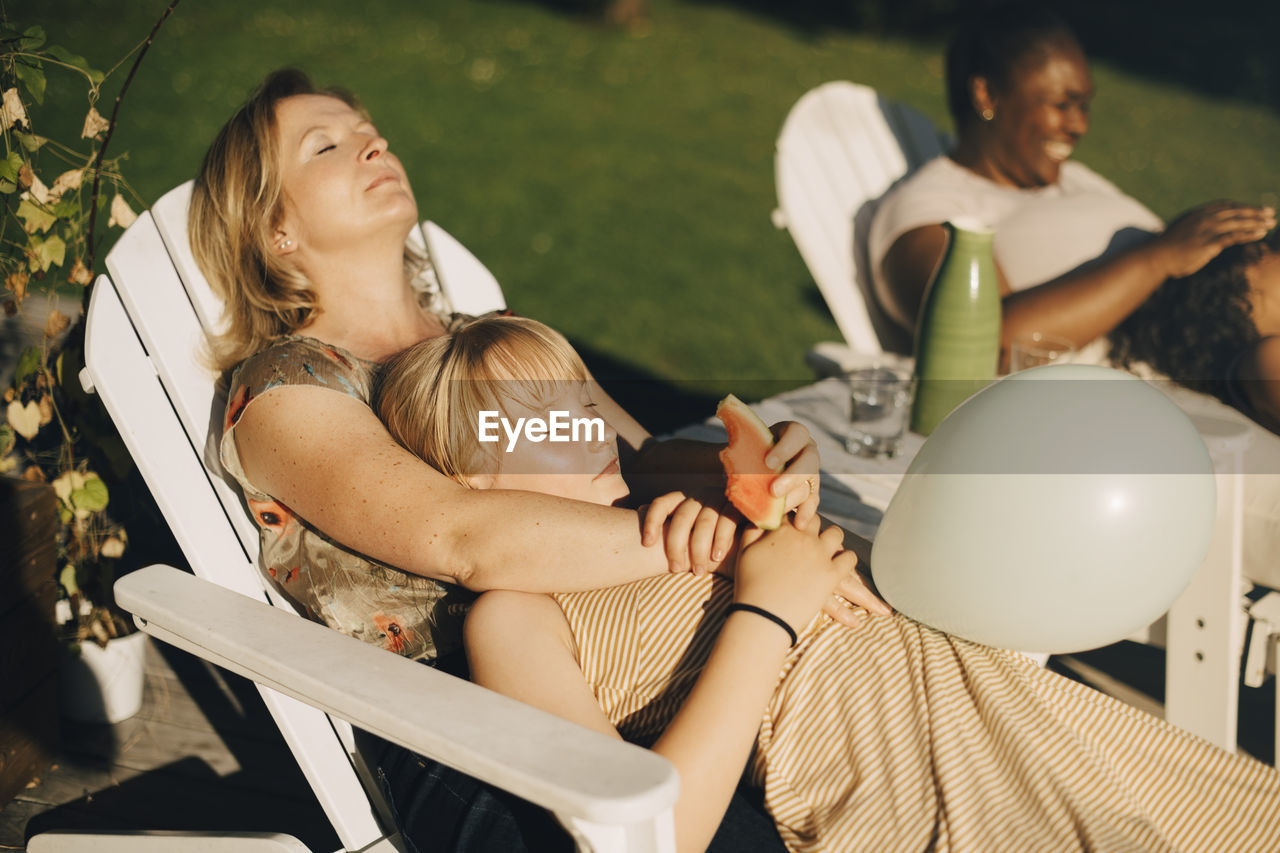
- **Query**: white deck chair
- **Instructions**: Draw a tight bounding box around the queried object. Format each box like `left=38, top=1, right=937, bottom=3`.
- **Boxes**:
left=29, top=181, right=677, bottom=852
left=773, top=82, right=1280, bottom=761
left=772, top=81, right=948, bottom=368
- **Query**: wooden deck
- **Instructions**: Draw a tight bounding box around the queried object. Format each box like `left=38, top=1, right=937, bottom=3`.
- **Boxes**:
left=1, top=638, right=339, bottom=851
left=2, top=635, right=1274, bottom=850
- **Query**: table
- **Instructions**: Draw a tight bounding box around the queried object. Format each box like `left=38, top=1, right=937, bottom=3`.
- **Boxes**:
left=677, top=372, right=1280, bottom=758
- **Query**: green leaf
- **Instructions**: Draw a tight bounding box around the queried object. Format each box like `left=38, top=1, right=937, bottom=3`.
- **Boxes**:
left=0, top=179, right=15, bottom=194
left=0, top=423, right=13, bottom=456
left=16, top=198, right=56, bottom=234
left=58, top=563, right=80, bottom=596
left=71, top=476, right=109, bottom=513
left=0, top=151, right=23, bottom=183
left=29, top=233, right=66, bottom=272
left=50, top=197, right=79, bottom=219
left=13, top=346, right=41, bottom=385
left=14, top=61, right=46, bottom=105
left=14, top=131, right=45, bottom=152
left=46, top=45, right=102, bottom=84
left=20, top=25, right=46, bottom=51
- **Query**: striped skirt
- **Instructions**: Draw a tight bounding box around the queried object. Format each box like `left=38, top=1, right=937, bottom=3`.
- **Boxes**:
left=554, top=574, right=1280, bottom=851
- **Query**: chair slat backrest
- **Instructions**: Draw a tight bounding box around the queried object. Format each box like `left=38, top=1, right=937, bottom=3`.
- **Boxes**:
left=775, top=81, right=948, bottom=356
left=84, top=186, right=509, bottom=851
left=152, top=182, right=227, bottom=337
left=424, top=221, right=507, bottom=316
left=83, top=270, right=258, bottom=596
left=82, top=264, right=390, bottom=850
left=106, top=192, right=260, bottom=559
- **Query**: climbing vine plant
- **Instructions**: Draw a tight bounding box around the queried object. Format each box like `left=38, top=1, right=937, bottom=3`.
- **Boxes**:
left=1, top=5, right=178, bottom=646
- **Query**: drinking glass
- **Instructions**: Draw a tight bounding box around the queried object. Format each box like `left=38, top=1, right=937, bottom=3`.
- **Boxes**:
left=1010, top=332, right=1076, bottom=372
left=845, top=365, right=915, bottom=458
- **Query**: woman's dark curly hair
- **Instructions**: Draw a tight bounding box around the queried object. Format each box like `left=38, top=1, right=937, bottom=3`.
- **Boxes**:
left=1108, top=240, right=1270, bottom=405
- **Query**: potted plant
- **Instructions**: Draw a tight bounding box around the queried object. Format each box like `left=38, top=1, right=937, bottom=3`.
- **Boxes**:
left=1, top=7, right=177, bottom=723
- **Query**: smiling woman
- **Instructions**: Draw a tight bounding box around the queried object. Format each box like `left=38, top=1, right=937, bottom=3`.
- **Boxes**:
left=867, top=1, right=1275, bottom=359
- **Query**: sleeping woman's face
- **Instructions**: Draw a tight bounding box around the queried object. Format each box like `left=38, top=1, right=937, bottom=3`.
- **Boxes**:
left=272, top=94, right=418, bottom=257
left=467, top=381, right=631, bottom=508
left=1247, top=245, right=1280, bottom=338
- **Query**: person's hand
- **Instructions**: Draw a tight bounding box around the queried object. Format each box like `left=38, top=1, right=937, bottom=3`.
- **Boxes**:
left=1154, top=201, right=1276, bottom=280
left=733, top=513, right=857, bottom=637
left=639, top=491, right=740, bottom=575
left=765, top=421, right=821, bottom=527
left=822, top=567, right=892, bottom=628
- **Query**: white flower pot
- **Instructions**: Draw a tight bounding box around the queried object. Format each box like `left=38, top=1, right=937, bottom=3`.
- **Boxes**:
left=59, top=630, right=148, bottom=724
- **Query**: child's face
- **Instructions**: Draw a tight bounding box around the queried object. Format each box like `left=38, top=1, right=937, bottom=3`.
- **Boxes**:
left=481, top=381, right=630, bottom=507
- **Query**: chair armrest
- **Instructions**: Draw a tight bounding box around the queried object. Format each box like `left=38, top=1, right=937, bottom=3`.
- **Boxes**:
left=114, top=565, right=679, bottom=828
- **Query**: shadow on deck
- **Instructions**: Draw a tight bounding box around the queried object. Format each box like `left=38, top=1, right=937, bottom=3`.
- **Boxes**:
left=3, top=640, right=338, bottom=851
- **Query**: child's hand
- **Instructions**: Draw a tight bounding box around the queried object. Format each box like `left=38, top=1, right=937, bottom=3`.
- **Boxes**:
left=763, top=421, right=821, bottom=527
left=639, top=491, right=741, bottom=575
left=734, top=514, right=856, bottom=637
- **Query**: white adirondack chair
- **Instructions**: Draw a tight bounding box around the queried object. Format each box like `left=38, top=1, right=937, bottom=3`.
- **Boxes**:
left=772, top=81, right=948, bottom=369
left=774, top=81, right=1280, bottom=762
left=28, top=181, right=677, bottom=853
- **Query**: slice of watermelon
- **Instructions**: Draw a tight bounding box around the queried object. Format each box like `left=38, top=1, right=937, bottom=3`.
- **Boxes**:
left=716, top=394, right=786, bottom=529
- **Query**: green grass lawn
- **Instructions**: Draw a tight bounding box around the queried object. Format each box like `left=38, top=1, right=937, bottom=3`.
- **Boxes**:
left=32, top=0, right=1280, bottom=428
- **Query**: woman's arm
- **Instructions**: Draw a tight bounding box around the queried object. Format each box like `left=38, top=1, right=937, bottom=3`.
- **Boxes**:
left=466, top=517, right=854, bottom=853
left=235, top=377, right=831, bottom=594
left=233, top=384, right=678, bottom=591
left=593, top=377, right=820, bottom=515
left=593, top=376, right=823, bottom=573
left=879, top=202, right=1275, bottom=355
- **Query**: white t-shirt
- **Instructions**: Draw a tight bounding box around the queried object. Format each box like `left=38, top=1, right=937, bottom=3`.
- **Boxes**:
left=868, top=155, right=1164, bottom=296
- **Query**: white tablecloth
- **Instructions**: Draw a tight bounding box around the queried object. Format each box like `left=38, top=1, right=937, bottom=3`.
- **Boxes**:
left=678, top=375, right=1280, bottom=589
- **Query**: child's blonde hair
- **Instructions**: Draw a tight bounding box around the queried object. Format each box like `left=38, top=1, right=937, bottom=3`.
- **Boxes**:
left=375, top=316, right=591, bottom=482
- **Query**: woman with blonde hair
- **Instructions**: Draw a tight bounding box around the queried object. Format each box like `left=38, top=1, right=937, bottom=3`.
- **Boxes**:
left=191, top=68, right=874, bottom=851
left=376, top=315, right=1280, bottom=853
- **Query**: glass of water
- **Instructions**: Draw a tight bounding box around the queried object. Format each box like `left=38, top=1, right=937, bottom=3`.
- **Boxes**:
left=845, top=365, right=915, bottom=458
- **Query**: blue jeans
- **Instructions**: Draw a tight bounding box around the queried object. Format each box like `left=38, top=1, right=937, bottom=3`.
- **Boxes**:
left=361, top=730, right=786, bottom=852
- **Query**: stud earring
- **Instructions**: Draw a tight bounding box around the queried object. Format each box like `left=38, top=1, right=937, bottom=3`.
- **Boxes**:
left=981, top=108, right=995, bottom=121
left=278, top=238, right=293, bottom=250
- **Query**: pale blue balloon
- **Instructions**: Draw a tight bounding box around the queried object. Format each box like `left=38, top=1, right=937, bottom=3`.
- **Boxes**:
left=870, top=364, right=1216, bottom=653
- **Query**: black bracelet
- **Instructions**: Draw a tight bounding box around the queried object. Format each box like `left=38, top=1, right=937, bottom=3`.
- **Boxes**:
left=727, top=602, right=798, bottom=647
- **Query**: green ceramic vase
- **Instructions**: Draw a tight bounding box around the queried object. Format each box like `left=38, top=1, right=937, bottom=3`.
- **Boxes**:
left=909, top=219, right=1001, bottom=436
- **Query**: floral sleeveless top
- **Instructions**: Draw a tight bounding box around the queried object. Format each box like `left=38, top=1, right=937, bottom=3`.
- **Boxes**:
left=220, top=328, right=475, bottom=663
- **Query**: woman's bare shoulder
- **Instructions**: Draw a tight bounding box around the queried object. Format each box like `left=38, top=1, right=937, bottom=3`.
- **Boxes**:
left=466, top=592, right=575, bottom=665
left=467, top=590, right=564, bottom=630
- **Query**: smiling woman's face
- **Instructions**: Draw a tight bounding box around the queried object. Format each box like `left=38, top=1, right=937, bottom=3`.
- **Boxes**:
left=272, top=94, right=418, bottom=253
left=978, top=39, right=1094, bottom=188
